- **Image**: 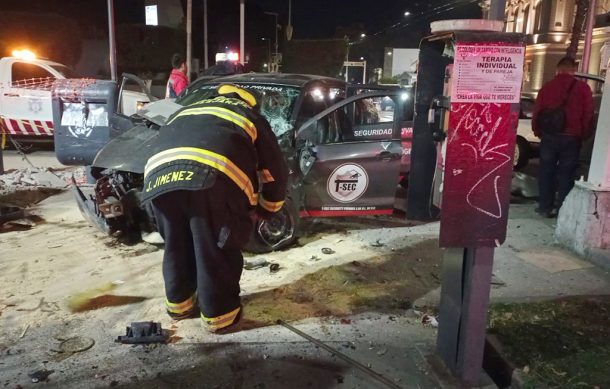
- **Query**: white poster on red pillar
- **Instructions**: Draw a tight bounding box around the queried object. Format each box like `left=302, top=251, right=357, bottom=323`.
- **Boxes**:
left=450, top=45, right=525, bottom=104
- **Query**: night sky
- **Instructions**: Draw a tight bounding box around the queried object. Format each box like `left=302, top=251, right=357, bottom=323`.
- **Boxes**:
left=0, top=0, right=480, bottom=72
left=1, top=0, right=480, bottom=40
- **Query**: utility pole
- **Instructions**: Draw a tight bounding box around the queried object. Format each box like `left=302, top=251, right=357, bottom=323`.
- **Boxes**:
left=581, top=0, right=597, bottom=72
left=203, top=0, right=209, bottom=69
left=240, top=0, right=245, bottom=65
left=264, top=11, right=279, bottom=65
left=107, top=0, right=117, bottom=81
left=186, top=0, right=192, bottom=82
left=286, top=0, right=293, bottom=41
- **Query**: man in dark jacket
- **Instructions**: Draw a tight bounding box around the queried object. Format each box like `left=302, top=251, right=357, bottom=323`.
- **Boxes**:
left=142, top=84, right=288, bottom=332
left=532, top=56, right=594, bottom=217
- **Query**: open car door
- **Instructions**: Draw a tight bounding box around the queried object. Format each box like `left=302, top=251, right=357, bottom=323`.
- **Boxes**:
left=296, top=90, right=411, bottom=217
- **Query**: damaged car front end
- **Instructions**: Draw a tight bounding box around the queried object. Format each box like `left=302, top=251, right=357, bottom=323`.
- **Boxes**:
left=54, top=74, right=414, bottom=253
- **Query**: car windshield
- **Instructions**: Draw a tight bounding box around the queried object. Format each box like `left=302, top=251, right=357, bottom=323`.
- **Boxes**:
left=50, top=65, right=81, bottom=79
left=177, top=83, right=301, bottom=137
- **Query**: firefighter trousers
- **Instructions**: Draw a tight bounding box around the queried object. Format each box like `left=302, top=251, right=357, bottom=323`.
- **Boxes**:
left=151, top=177, right=253, bottom=331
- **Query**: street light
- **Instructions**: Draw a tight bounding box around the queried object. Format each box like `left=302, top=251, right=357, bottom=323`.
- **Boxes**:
left=261, top=37, right=271, bottom=72
left=387, top=51, right=392, bottom=56
left=360, top=33, right=366, bottom=38
left=404, top=11, right=411, bottom=16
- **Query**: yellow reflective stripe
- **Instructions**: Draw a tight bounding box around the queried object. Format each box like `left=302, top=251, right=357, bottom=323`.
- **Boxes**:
left=201, top=306, right=241, bottom=331
left=218, top=84, right=257, bottom=107
left=259, top=196, right=284, bottom=213
left=168, top=106, right=257, bottom=142
left=145, top=147, right=258, bottom=205
left=259, top=169, right=275, bottom=184
left=166, top=292, right=197, bottom=314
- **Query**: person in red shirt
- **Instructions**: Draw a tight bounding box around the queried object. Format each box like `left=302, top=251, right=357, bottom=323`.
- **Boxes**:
left=532, top=56, right=594, bottom=217
left=165, top=53, right=189, bottom=99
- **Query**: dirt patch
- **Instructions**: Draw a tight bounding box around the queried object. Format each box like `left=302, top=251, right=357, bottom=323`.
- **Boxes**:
left=488, top=296, right=610, bottom=388
left=242, top=239, right=442, bottom=325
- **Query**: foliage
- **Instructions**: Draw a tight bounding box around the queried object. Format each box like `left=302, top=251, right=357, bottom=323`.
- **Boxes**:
left=379, top=76, right=399, bottom=84
left=282, top=39, right=347, bottom=77
left=489, top=297, right=610, bottom=388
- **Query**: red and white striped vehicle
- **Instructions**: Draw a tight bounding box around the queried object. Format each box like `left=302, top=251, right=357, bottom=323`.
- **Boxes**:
left=0, top=51, right=153, bottom=144
left=0, top=54, right=73, bottom=140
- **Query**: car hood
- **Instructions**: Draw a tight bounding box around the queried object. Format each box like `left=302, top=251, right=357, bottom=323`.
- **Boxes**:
left=137, top=99, right=183, bottom=126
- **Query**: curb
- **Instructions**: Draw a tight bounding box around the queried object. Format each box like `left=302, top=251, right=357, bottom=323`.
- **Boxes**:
left=483, top=334, right=526, bottom=389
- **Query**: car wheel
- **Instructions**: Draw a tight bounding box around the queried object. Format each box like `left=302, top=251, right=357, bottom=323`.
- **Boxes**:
left=244, top=197, right=300, bottom=254
left=514, top=136, right=530, bottom=170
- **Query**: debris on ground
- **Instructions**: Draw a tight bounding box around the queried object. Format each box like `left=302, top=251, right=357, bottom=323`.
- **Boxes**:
left=0, top=204, right=25, bottom=224
left=268, top=263, right=280, bottom=273
left=321, top=247, right=335, bottom=255
left=0, top=167, right=86, bottom=190
left=59, top=337, right=95, bottom=354
left=28, top=369, right=54, bottom=383
left=309, top=255, right=321, bottom=261
left=116, top=322, right=169, bottom=344
left=244, top=258, right=269, bottom=270
left=371, top=239, right=384, bottom=247
left=421, top=315, right=439, bottom=328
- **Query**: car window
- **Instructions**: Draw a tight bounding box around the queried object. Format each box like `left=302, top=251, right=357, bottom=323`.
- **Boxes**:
left=177, top=83, right=301, bottom=138
left=11, top=62, right=55, bottom=83
left=49, top=65, right=81, bottom=79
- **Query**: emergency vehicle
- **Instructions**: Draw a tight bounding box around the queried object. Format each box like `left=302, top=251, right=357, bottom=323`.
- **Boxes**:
left=56, top=73, right=414, bottom=253
left=0, top=50, right=152, bottom=143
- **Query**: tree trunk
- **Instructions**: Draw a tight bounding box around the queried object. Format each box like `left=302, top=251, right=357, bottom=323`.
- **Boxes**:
left=566, top=0, right=591, bottom=59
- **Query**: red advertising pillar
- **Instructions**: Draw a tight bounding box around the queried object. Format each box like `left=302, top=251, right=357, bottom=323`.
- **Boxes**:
left=429, top=20, right=526, bottom=385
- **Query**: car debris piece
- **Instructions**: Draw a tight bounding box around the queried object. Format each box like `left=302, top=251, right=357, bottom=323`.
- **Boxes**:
left=321, top=248, right=335, bottom=255
left=421, top=315, right=439, bottom=328
left=60, top=337, right=95, bottom=354
left=370, top=239, right=384, bottom=247
left=0, top=205, right=25, bottom=225
left=116, top=322, right=169, bottom=344
left=269, top=263, right=280, bottom=273
left=29, top=369, right=54, bottom=383
left=244, top=258, right=269, bottom=270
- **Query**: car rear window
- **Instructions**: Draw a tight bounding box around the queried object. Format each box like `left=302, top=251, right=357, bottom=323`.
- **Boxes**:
left=177, top=83, right=301, bottom=138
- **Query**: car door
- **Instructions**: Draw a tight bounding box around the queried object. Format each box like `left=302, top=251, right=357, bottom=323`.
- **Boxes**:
left=296, top=91, right=405, bottom=217
left=1, top=61, right=58, bottom=136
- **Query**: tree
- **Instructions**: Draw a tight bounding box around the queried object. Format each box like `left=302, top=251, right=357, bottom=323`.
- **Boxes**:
left=566, top=0, right=591, bottom=59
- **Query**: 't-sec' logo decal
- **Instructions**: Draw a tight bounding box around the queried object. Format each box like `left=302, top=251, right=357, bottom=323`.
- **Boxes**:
left=326, top=163, right=369, bottom=203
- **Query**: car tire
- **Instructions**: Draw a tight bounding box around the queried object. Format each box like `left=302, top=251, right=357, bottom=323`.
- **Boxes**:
left=244, top=197, right=300, bottom=254
left=514, top=136, right=530, bottom=170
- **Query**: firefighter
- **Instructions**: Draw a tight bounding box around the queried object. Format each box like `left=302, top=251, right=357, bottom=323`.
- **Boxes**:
left=141, top=84, right=288, bottom=332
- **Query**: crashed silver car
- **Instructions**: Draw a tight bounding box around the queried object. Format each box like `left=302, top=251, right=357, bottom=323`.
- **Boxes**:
left=54, top=73, right=414, bottom=252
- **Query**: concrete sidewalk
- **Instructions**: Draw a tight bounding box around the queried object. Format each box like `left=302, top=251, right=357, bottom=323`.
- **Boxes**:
left=2, top=176, right=610, bottom=388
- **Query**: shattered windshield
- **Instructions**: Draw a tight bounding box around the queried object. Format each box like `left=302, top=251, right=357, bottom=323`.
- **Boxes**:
left=177, top=83, right=301, bottom=137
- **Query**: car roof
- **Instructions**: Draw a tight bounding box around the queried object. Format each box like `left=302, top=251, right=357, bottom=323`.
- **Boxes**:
left=193, top=72, right=346, bottom=88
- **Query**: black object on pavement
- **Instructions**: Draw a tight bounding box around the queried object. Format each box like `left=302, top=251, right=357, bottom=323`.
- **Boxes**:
left=29, top=369, right=54, bottom=383
left=116, top=322, right=169, bottom=344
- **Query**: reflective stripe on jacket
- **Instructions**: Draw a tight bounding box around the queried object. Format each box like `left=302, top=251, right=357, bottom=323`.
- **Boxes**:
left=142, top=94, right=288, bottom=210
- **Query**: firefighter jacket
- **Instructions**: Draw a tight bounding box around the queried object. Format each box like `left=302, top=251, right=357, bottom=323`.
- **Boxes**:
left=142, top=91, right=289, bottom=214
